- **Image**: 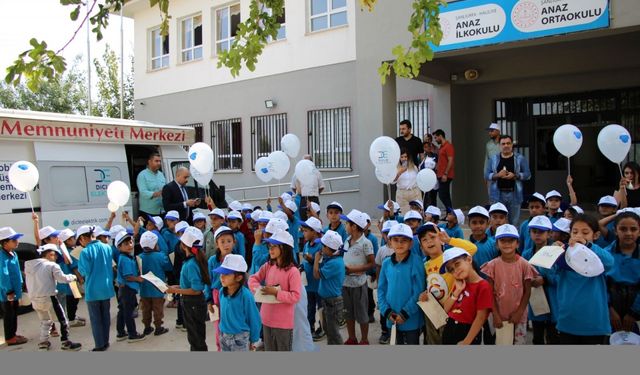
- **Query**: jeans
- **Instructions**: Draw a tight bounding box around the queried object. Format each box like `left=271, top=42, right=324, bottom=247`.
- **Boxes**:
left=175, top=295, right=184, bottom=325
left=497, top=190, right=522, bottom=225
left=57, top=294, right=79, bottom=321
left=438, top=179, right=453, bottom=210
left=87, top=299, right=111, bottom=349
left=182, top=294, right=208, bottom=351
left=220, top=332, right=250, bottom=352
left=395, top=328, right=421, bottom=345
left=321, top=296, right=344, bottom=345
left=307, top=290, right=322, bottom=332
left=117, top=286, right=139, bottom=338
left=2, top=300, right=19, bottom=340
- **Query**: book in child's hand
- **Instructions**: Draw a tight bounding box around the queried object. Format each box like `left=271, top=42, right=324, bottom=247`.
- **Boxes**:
left=529, top=286, right=550, bottom=316
left=495, top=322, right=514, bottom=345
left=528, top=246, right=564, bottom=269
left=140, top=272, right=168, bottom=293
left=209, top=305, right=219, bottom=322
left=417, top=297, right=448, bottom=329
left=253, top=286, right=282, bottom=304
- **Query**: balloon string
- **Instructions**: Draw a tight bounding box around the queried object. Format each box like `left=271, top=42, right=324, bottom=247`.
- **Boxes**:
left=27, top=191, right=34, bottom=214
left=387, top=184, right=391, bottom=203
left=567, top=157, right=571, bottom=177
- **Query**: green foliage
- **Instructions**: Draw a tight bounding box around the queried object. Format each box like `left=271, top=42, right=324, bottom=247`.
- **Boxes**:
left=92, top=44, right=135, bottom=119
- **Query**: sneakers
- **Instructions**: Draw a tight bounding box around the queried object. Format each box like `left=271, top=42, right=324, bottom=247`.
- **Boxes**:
left=69, top=319, right=86, bottom=328
left=116, top=333, right=128, bottom=342
left=61, top=341, right=82, bottom=351
left=344, top=338, right=358, bottom=345
left=38, top=341, right=51, bottom=351
left=175, top=324, right=187, bottom=332
left=49, top=323, right=59, bottom=337
left=379, top=333, right=390, bottom=345
left=6, top=336, right=28, bottom=346
left=359, top=339, right=370, bottom=345
left=127, top=333, right=147, bottom=343
left=154, top=327, right=169, bottom=336
left=338, top=319, right=346, bottom=327
left=91, top=346, right=107, bottom=352
left=312, top=328, right=326, bottom=342
left=143, top=326, right=155, bottom=336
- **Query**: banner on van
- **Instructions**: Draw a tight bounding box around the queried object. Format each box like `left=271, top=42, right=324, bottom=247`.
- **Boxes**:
left=0, top=117, right=195, bottom=145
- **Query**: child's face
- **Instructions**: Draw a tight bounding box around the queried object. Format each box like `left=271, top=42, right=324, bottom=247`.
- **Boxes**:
left=211, top=217, right=224, bottom=228
left=446, top=212, right=457, bottom=226
left=216, top=234, right=235, bottom=255
left=564, top=210, right=574, bottom=220
left=228, top=219, right=241, bottom=231
left=551, top=231, right=563, bottom=243
left=2, top=239, right=18, bottom=251
left=420, top=231, right=441, bottom=258
left=615, top=217, right=640, bottom=248
left=98, top=236, right=109, bottom=244
left=445, top=256, right=473, bottom=280
left=302, top=227, right=317, bottom=242
left=570, top=221, right=597, bottom=244
left=44, top=251, right=58, bottom=262
left=490, top=213, right=507, bottom=228
left=194, top=220, right=206, bottom=230
left=410, top=206, right=423, bottom=215
left=528, top=201, right=546, bottom=217
left=268, top=244, right=282, bottom=260
left=529, top=228, right=549, bottom=247
left=405, top=219, right=420, bottom=232
left=327, top=209, right=341, bottom=223
left=498, top=237, right=518, bottom=256
left=469, top=217, right=488, bottom=237
left=389, top=236, right=412, bottom=256
left=547, top=197, right=561, bottom=210
left=322, top=245, right=334, bottom=257
left=64, top=238, right=75, bottom=248
left=598, top=206, right=616, bottom=217
left=220, top=273, right=242, bottom=288
left=258, top=222, right=267, bottom=230
left=346, top=221, right=357, bottom=236
left=145, top=222, right=155, bottom=232
left=166, top=219, right=177, bottom=230
left=118, top=238, right=134, bottom=254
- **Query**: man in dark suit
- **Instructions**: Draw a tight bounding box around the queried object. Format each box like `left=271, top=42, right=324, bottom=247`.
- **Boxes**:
left=162, top=166, right=200, bottom=223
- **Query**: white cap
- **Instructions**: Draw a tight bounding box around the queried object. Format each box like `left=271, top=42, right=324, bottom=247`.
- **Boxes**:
left=326, top=201, right=344, bottom=212
left=610, top=331, right=640, bottom=345
left=388, top=223, right=413, bottom=239
left=378, top=201, right=400, bottom=213
left=165, top=210, right=180, bottom=221
left=250, top=209, right=263, bottom=222
left=572, top=205, right=584, bottom=214
left=280, top=192, right=293, bottom=202
left=362, top=212, right=371, bottom=224
left=58, top=229, right=75, bottom=242
left=341, top=209, right=368, bottom=230
left=468, top=206, right=490, bottom=220
left=193, top=212, right=207, bottom=222
left=109, top=225, right=126, bottom=238
left=214, top=226, right=234, bottom=240
left=404, top=210, right=423, bottom=221
left=213, top=254, right=248, bottom=274
left=598, top=195, right=618, bottom=207
left=545, top=190, right=562, bottom=200
left=140, top=231, right=159, bottom=249
left=0, top=227, right=24, bottom=241
left=39, top=226, right=60, bottom=240
left=309, top=201, right=321, bottom=214
left=265, top=218, right=289, bottom=234
left=181, top=226, right=204, bottom=248
left=320, top=230, right=344, bottom=252
left=528, top=215, right=552, bottom=231
left=242, top=203, right=254, bottom=212
left=93, top=226, right=106, bottom=237
left=274, top=210, right=289, bottom=221
left=440, top=247, right=471, bottom=274
left=409, top=200, right=424, bottom=209
left=281, top=200, right=298, bottom=213
left=147, top=215, right=164, bottom=230
left=37, top=243, right=60, bottom=255
left=489, top=202, right=509, bottom=214
left=257, top=211, right=274, bottom=223
left=426, top=205, right=442, bottom=218
left=495, top=224, right=519, bottom=240
left=75, top=225, right=96, bottom=239
left=381, top=220, right=399, bottom=233
left=229, top=201, right=243, bottom=212
left=265, top=229, right=294, bottom=247
left=209, top=208, right=226, bottom=219
left=115, top=231, right=133, bottom=247
left=528, top=193, right=546, bottom=204
left=175, top=221, right=189, bottom=233
left=448, top=208, right=465, bottom=225
left=486, top=123, right=500, bottom=131
left=565, top=243, right=605, bottom=277
left=301, top=217, right=323, bottom=234
left=552, top=218, right=571, bottom=234
left=227, top=210, right=243, bottom=221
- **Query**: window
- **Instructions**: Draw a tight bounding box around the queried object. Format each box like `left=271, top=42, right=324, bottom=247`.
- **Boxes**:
left=308, top=107, right=351, bottom=169
left=181, top=14, right=203, bottom=62
left=251, top=113, right=287, bottom=169
left=310, top=0, right=347, bottom=32
left=211, top=118, right=242, bottom=171
left=397, top=100, right=429, bottom=140
left=150, top=27, right=169, bottom=70
left=262, top=4, right=286, bottom=41
left=180, top=123, right=203, bottom=151
left=216, top=4, right=241, bottom=54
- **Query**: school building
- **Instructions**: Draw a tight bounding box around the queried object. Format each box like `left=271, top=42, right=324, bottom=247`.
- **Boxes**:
left=122, top=0, right=640, bottom=214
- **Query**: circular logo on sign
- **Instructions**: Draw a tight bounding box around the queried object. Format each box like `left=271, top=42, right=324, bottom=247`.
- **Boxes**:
left=63, top=220, right=70, bottom=227
left=511, top=1, right=539, bottom=30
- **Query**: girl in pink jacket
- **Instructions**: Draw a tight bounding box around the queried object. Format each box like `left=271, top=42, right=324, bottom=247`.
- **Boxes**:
left=249, top=229, right=301, bottom=351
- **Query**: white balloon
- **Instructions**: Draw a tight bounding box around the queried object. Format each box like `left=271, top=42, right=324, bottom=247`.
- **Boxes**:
left=255, top=157, right=273, bottom=182
left=281, top=134, right=301, bottom=159
left=188, top=142, right=214, bottom=174
left=8, top=161, right=39, bottom=192
left=553, top=124, right=583, bottom=157
left=190, top=164, right=213, bottom=187
left=295, top=160, right=316, bottom=186
left=597, top=124, right=631, bottom=164
left=107, top=180, right=130, bottom=206
left=107, top=201, right=120, bottom=213
left=416, top=169, right=438, bottom=192
left=268, top=151, right=291, bottom=180
left=369, top=136, right=401, bottom=170
left=375, top=165, right=397, bottom=185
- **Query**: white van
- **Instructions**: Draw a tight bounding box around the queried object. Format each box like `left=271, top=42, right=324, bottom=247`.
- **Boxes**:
left=0, top=109, right=225, bottom=257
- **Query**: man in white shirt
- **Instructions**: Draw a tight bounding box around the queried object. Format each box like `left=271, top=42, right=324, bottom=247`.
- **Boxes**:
left=291, top=155, right=325, bottom=220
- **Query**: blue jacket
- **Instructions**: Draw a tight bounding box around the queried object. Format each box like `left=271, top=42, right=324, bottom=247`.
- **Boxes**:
left=595, top=222, right=616, bottom=249
left=79, top=240, right=116, bottom=302
left=117, top=254, right=140, bottom=293
left=518, top=219, right=532, bottom=254
left=550, top=242, right=614, bottom=335
left=208, top=254, right=224, bottom=292
left=57, top=255, right=78, bottom=297
left=605, top=241, right=640, bottom=319
left=377, top=252, right=426, bottom=331
left=470, top=235, right=499, bottom=269
left=302, top=240, right=323, bottom=292
left=180, top=256, right=211, bottom=302
left=439, top=223, right=464, bottom=241
left=522, top=245, right=552, bottom=322
left=250, top=243, right=269, bottom=275
left=161, top=228, right=179, bottom=255
left=0, top=249, right=23, bottom=302
left=323, top=222, right=348, bottom=242
left=233, top=231, right=246, bottom=258
left=485, top=152, right=531, bottom=204
left=318, top=255, right=346, bottom=299
left=287, top=217, right=302, bottom=258
left=219, top=286, right=262, bottom=343
left=140, top=249, right=173, bottom=298
left=366, top=232, right=380, bottom=275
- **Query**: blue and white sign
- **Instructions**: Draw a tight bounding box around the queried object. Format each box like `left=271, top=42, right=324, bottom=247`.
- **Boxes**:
left=433, top=0, right=610, bottom=52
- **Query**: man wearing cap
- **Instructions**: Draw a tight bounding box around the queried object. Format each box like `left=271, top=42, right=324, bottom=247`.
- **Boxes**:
left=137, top=152, right=166, bottom=217
left=162, top=167, right=201, bottom=223
left=485, top=134, right=531, bottom=225
left=484, top=123, right=501, bottom=200
left=291, top=155, right=325, bottom=221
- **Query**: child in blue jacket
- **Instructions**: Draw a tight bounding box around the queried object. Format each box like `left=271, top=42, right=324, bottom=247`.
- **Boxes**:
left=139, top=231, right=173, bottom=336
left=0, top=227, right=28, bottom=346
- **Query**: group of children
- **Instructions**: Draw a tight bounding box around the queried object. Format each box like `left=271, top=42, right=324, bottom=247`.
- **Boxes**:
left=2, top=184, right=639, bottom=350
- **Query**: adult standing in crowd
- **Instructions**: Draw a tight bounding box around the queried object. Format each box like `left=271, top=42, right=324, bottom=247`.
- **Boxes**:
left=394, top=149, right=421, bottom=215
left=433, top=129, right=455, bottom=209
left=418, top=140, right=438, bottom=207
left=485, top=135, right=531, bottom=225
left=615, top=161, right=640, bottom=208
left=291, top=155, right=325, bottom=220
left=484, top=123, right=502, bottom=200
left=136, top=152, right=166, bottom=217
left=162, top=167, right=200, bottom=223
left=395, top=119, right=424, bottom=166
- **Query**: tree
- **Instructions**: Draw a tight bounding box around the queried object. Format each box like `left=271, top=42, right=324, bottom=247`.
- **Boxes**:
left=92, top=44, right=134, bottom=119
left=5, top=0, right=444, bottom=91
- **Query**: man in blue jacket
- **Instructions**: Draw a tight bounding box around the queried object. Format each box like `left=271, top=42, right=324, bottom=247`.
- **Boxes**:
left=484, top=135, right=531, bottom=226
